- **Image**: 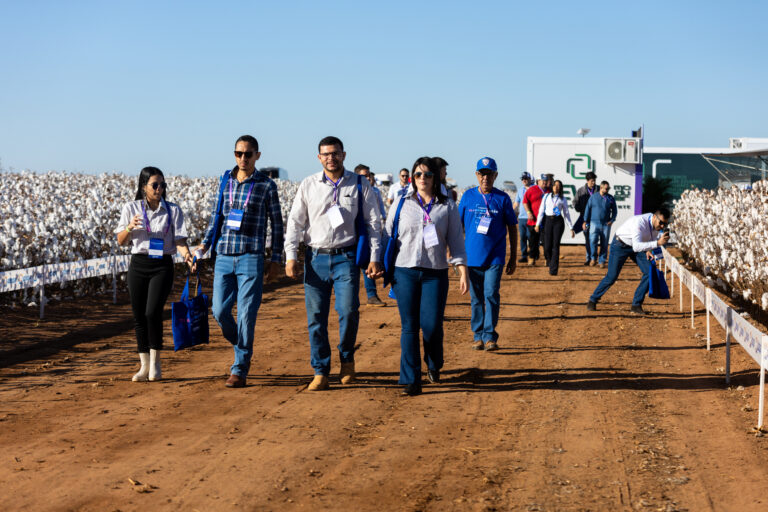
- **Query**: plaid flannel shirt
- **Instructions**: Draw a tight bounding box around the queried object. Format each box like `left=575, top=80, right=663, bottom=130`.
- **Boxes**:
left=202, top=170, right=284, bottom=261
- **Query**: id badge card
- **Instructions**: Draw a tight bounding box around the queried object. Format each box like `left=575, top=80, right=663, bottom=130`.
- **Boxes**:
left=326, top=204, right=344, bottom=229
left=423, top=222, right=439, bottom=248
left=148, top=238, right=165, bottom=259
left=477, top=216, right=491, bottom=235
left=553, top=206, right=561, bottom=216
left=226, top=209, right=244, bottom=231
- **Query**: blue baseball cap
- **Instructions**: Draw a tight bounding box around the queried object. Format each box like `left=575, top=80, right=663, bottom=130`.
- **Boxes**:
left=521, top=171, right=532, bottom=180
left=476, top=157, right=497, bottom=172
left=539, top=173, right=548, bottom=180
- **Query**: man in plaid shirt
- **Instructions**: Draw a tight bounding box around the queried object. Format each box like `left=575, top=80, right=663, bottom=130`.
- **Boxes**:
left=198, top=135, right=284, bottom=388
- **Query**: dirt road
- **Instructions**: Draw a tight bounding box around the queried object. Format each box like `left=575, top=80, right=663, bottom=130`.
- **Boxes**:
left=1, top=247, right=767, bottom=511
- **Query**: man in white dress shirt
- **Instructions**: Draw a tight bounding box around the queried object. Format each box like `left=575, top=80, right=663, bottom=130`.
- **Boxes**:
left=285, top=136, right=384, bottom=390
left=387, top=168, right=411, bottom=206
left=587, top=208, right=671, bottom=315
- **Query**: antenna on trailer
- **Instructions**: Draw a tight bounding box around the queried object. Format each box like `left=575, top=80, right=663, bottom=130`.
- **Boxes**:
left=577, top=128, right=590, bottom=137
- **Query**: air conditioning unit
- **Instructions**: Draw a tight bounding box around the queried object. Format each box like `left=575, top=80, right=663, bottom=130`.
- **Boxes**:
left=730, top=138, right=744, bottom=149
left=604, top=138, right=641, bottom=164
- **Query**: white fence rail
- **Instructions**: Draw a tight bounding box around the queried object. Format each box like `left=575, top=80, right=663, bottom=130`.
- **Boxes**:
left=661, top=247, right=768, bottom=429
left=0, top=252, right=206, bottom=319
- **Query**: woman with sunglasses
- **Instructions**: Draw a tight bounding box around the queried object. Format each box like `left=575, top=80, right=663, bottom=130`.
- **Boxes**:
left=386, top=156, right=468, bottom=396
left=116, top=167, right=195, bottom=382
left=534, top=179, right=574, bottom=276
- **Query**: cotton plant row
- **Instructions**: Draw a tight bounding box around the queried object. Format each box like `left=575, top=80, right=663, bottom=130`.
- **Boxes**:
left=0, top=170, right=307, bottom=273
left=673, top=180, right=768, bottom=311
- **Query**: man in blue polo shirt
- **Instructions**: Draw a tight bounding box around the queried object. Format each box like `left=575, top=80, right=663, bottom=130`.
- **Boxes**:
left=458, top=157, right=518, bottom=351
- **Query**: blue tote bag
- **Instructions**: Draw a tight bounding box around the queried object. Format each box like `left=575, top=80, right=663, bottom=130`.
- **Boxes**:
left=383, top=195, right=407, bottom=288
left=171, top=263, right=210, bottom=351
left=648, top=260, right=670, bottom=300
left=354, top=175, right=371, bottom=268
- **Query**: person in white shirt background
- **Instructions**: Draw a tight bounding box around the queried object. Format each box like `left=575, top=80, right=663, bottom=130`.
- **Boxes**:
left=285, top=136, right=384, bottom=391
left=116, top=166, right=195, bottom=382
left=387, top=168, right=411, bottom=206
left=354, top=163, right=387, bottom=306
left=386, top=156, right=468, bottom=396
left=535, top=180, right=574, bottom=276
left=587, top=208, right=671, bottom=315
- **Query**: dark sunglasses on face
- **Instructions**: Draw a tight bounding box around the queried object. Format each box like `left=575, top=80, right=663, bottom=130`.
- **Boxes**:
left=413, top=171, right=434, bottom=179
left=234, top=151, right=253, bottom=159
left=149, top=182, right=167, bottom=190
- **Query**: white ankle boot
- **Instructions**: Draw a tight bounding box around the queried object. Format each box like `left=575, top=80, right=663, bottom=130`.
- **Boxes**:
left=132, top=353, right=150, bottom=382
left=149, top=349, right=162, bottom=381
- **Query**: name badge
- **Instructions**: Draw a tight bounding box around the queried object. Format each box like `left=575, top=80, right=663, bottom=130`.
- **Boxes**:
left=326, top=204, right=345, bottom=229
left=423, top=222, right=439, bottom=248
left=148, top=238, right=164, bottom=259
left=553, top=206, right=561, bottom=216
left=477, top=216, right=491, bottom=235
left=226, top=209, right=244, bottom=230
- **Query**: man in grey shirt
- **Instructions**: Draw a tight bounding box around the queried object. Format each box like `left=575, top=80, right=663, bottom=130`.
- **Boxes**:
left=285, top=136, right=384, bottom=391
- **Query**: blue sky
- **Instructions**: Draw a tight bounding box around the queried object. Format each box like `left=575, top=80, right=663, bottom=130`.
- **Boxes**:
left=1, top=1, right=766, bottom=186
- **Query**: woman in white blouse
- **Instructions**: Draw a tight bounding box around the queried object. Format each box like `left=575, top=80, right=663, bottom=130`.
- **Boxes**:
left=116, top=167, right=195, bottom=382
left=535, top=180, right=575, bottom=276
left=386, top=157, right=468, bottom=396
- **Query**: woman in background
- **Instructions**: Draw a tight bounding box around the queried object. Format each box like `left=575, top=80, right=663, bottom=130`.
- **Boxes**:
left=387, top=156, right=468, bottom=396
left=116, top=167, right=194, bottom=382
left=535, top=179, right=574, bottom=276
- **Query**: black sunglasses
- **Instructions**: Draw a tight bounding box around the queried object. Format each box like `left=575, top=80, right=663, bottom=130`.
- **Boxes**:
left=234, top=151, right=253, bottom=159
left=150, top=182, right=167, bottom=190
left=413, top=171, right=434, bottom=178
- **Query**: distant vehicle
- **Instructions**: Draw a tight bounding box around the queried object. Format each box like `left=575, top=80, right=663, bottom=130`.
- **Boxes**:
left=376, top=173, right=393, bottom=186
left=259, top=167, right=289, bottom=181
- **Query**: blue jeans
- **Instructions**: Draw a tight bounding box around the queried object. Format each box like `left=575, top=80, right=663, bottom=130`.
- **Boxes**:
left=589, top=239, right=652, bottom=307
left=392, top=267, right=449, bottom=385
left=518, top=221, right=531, bottom=259
left=468, top=264, right=503, bottom=343
left=212, top=253, right=265, bottom=377
left=363, top=274, right=378, bottom=298
left=304, top=248, right=360, bottom=376
left=583, top=224, right=592, bottom=262
left=588, top=223, right=611, bottom=264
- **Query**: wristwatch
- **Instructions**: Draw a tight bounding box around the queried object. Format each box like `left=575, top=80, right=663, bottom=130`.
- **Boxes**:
left=125, top=226, right=133, bottom=232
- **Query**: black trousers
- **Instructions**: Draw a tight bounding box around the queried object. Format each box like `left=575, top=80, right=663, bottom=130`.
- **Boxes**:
left=528, top=223, right=541, bottom=260
left=127, top=254, right=174, bottom=352
left=543, top=215, right=565, bottom=275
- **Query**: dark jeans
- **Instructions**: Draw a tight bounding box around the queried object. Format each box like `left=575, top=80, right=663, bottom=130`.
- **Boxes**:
left=589, top=238, right=652, bottom=306
left=127, top=254, right=174, bottom=353
left=392, top=267, right=449, bottom=386
left=363, top=274, right=378, bottom=298
left=543, top=215, right=565, bottom=275
left=518, top=221, right=531, bottom=259
left=527, top=222, right=540, bottom=260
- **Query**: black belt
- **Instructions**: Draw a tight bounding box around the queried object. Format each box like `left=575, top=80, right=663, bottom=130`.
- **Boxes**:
left=312, top=245, right=355, bottom=255
left=616, top=238, right=631, bottom=248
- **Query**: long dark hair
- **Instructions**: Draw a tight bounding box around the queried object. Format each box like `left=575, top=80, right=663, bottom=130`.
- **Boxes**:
left=552, top=180, right=564, bottom=198
left=410, top=156, right=448, bottom=204
left=134, top=167, right=167, bottom=201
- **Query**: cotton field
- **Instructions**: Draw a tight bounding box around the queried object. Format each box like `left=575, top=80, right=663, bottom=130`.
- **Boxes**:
left=0, top=170, right=304, bottom=272
left=673, top=180, right=768, bottom=311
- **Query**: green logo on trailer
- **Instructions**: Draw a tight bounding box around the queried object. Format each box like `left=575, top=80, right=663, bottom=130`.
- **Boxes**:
left=566, top=154, right=594, bottom=179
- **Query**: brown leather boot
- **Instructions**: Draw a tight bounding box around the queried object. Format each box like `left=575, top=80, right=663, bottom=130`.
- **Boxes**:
left=308, top=375, right=329, bottom=391
left=339, top=362, right=356, bottom=384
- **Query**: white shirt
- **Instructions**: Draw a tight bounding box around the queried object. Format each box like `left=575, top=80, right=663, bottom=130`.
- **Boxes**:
left=614, top=213, right=661, bottom=253
left=385, top=190, right=466, bottom=269
left=285, top=170, right=383, bottom=261
left=115, top=200, right=188, bottom=255
left=387, top=182, right=410, bottom=201
left=535, top=193, right=573, bottom=230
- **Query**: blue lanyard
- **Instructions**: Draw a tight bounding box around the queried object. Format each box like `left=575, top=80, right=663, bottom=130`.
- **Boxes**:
left=324, top=174, right=343, bottom=203
left=229, top=178, right=255, bottom=209
left=478, top=188, right=491, bottom=216
left=142, top=199, right=172, bottom=235
left=416, top=194, right=434, bottom=223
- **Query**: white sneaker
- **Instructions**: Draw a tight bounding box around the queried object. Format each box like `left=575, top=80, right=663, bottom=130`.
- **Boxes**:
left=132, top=353, right=150, bottom=382
left=149, top=349, right=162, bottom=381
